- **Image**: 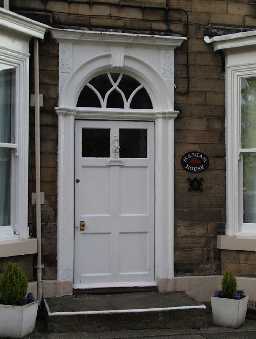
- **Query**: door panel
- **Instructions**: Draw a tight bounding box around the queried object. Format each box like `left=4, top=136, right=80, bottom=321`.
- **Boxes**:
left=81, top=167, right=111, bottom=215
left=74, top=120, right=155, bottom=288
left=119, top=167, right=149, bottom=215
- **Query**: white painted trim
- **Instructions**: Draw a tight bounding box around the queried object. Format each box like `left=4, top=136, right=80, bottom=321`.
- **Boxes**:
left=55, top=29, right=183, bottom=287
left=205, top=31, right=256, bottom=52
left=0, top=7, right=48, bottom=39
left=52, top=28, right=185, bottom=47
left=0, top=143, right=17, bottom=149
left=56, top=107, right=179, bottom=120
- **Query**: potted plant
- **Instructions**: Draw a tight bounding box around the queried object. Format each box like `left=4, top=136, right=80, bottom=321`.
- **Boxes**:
left=0, top=263, right=38, bottom=338
left=211, top=272, right=249, bottom=328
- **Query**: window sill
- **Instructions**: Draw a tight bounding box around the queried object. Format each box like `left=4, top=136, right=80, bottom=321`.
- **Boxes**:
left=217, top=235, right=256, bottom=252
left=0, top=238, right=37, bottom=258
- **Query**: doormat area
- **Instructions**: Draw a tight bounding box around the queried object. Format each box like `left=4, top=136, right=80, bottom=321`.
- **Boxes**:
left=45, top=291, right=206, bottom=315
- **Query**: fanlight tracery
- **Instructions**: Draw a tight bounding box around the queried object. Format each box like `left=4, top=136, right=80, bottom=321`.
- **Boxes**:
left=77, top=73, right=153, bottom=109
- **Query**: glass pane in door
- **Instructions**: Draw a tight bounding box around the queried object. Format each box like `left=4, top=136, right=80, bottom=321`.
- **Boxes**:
left=119, top=129, right=147, bottom=158
left=82, top=128, right=110, bottom=157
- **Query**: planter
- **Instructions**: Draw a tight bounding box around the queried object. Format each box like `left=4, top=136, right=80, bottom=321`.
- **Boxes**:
left=0, top=301, right=38, bottom=338
left=211, top=296, right=248, bottom=328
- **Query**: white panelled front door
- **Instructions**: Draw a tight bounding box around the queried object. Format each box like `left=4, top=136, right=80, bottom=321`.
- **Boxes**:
left=74, top=120, right=155, bottom=288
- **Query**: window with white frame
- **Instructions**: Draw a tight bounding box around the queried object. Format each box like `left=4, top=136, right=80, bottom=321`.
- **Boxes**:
left=240, top=77, right=256, bottom=232
left=0, top=64, right=19, bottom=240
left=228, top=70, right=256, bottom=235
left=0, top=6, right=46, bottom=244
left=205, top=31, right=256, bottom=237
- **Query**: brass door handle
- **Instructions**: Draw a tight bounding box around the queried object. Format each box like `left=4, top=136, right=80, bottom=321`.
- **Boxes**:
left=80, top=220, right=87, bottom=232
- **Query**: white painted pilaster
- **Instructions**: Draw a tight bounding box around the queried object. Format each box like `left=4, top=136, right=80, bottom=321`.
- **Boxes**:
left=155, top=117, right=176, bottom=280
left=57, top=110, right=75, bottom=281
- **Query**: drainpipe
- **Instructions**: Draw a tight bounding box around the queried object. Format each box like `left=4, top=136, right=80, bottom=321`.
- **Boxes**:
left=34, top=39, right=43, bottom=301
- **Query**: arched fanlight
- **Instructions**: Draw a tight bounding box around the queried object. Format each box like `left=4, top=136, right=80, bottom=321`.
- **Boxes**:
left=77, top=72, right=153, bottom=109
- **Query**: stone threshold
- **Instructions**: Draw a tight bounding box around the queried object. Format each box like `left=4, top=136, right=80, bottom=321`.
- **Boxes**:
left=44, top=291, right=206, bottom=316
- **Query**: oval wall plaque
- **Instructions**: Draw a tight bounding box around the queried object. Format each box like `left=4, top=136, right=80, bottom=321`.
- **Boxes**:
left=181, top=151, right=209, bottom=173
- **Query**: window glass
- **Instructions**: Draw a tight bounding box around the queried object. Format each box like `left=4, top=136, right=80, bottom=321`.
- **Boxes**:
left=0, top=148, right=11, bottom=226
left=82, top=128, right=110, bottom=157
left=77, top=86, right=101, bottom=108
left=243, top=153, right=256, bottom=223
left=130, top=87, right=152, bottom=109
left=241, top=77, right=256, bottom=148
left=0, top=68, right=15, bottom=143
left=107, top=90, right=124, bottom=108
left=118, top=75, right=140, bottom=100
left=119, top=129, right=147, bottom=158
left=90, top=74, right=112, bottom=98
left=76, top=72, right=153, bottom=109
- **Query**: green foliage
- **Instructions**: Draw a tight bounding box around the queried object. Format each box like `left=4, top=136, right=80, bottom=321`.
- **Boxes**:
left=222, top=272, right=237, bottom=299
left=0, top=263, right=28, bottom=305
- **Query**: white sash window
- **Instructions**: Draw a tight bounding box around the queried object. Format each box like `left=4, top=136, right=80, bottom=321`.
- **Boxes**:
left=239, top=77, right=256, bottom=233
left=0, top=7, right=47, bottom=242
left=0, top=66, right=16, bottom=232
left=206, top=31, right=256, bottom=237
left=0, top=60, right=26, bottom=241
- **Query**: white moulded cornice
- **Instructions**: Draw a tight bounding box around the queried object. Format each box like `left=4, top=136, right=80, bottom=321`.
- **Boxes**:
left=204, top=30, right=256, bottom=51
left=0, top=7, right=49, bottom=39
left=52, top=28, right=186, bottom=48
left=55, top=107, right=180, bottom=120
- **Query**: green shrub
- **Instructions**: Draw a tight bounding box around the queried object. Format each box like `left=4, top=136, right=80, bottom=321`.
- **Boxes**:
left=222, top=272, right=237, bottom=299
left=0, top=263, right=28, bottom=305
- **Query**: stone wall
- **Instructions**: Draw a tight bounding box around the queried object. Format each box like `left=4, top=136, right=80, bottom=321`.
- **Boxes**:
left=10, top=0, right=256, bottom=279
left=221, top=251, right=256, bottom=277
left=0, top=255, right=34, bottom=281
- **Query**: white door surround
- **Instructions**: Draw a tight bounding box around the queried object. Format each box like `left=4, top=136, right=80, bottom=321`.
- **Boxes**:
left=52, top=28, right=185, bottom=289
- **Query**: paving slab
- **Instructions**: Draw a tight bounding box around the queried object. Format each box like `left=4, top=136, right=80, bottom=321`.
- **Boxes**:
left=17, top=319, right=256, bottom=339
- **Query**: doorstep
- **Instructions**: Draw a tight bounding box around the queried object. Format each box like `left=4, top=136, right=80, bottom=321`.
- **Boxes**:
left=44, top=291, right=207, bottom=333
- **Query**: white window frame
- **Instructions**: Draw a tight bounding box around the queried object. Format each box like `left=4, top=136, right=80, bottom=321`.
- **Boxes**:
left=0, top=51, right=30, bottom=241
left=226, top=65, right=256, bottom=236
left=0, top=7, right=47, bottom=243
left=225, top=63, right=256, bottom=236
left=205, top=32, right=256, bottom=238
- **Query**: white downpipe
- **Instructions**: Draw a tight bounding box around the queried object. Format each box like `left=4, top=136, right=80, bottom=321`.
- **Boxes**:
left=34, top=39, right=43, bottom=301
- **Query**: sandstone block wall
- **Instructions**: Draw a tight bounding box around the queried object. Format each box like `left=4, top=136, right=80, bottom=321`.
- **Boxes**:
left=9, top=0, right=256, bottom=280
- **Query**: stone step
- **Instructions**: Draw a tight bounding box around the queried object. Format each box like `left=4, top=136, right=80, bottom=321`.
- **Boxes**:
left=44, top=291, right=208, bottom=333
